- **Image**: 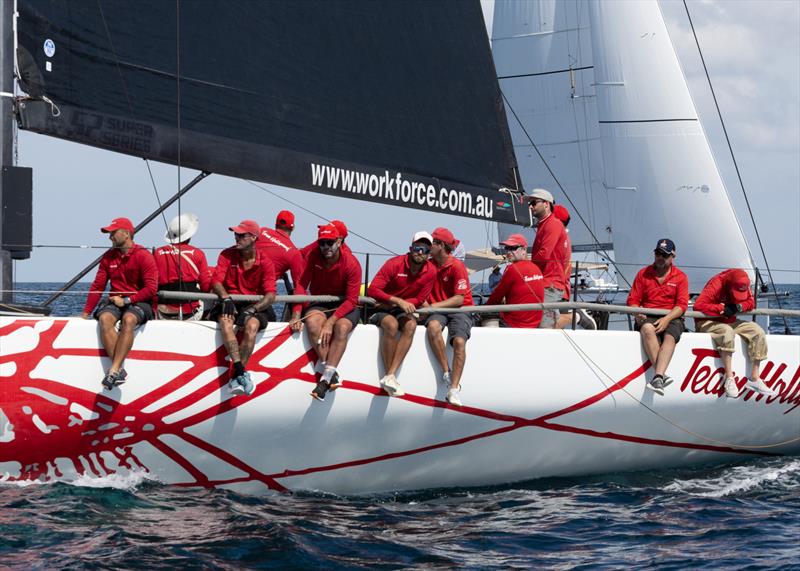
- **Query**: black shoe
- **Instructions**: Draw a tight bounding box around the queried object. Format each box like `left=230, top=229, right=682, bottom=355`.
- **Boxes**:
left=102, top=373, right=115, bottom=391
left=114, top=369, right=128, bottom=387
left=311, top=380, right=330, bottom=401
left=328, top=371, right=343, bottom=391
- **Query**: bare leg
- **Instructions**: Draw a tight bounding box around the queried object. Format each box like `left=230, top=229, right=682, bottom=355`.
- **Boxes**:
left=750, top=359, right=762, bottom=381
left=639, top=323, right=661, bottom=371
left=720, top=351, right=733, bottom=379
left=325, top=319, right=354, bottom=368
left=426, top=320, right=449, bottom=374
left=239, top=317, right=261, bottom=366
left=450, top=337, right=467, bottom=389
left=378, top=315, right=399, bottom=372
left=388, top=318, right=417, bottom=376
left=654, top=335, right=677, bottom=377
left=219, top=315, right=241, bottom=363
left=556, top=312, right=573, bottom=329
left=98, top=312, right=119, bottom=362
left=304, top=312, right=328, bottom=362
left=109, top=312, right=139, bottom=373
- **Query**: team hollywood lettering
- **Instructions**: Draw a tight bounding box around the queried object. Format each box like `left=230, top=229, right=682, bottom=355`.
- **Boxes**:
left=680, top=348, right=800, bottom=413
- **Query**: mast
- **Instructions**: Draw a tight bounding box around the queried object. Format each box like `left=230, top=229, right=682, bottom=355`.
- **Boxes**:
left=0, top=0, right=13, bottom=303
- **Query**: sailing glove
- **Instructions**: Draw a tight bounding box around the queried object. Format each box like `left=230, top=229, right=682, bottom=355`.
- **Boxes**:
left=722, top=303, right=742, bottom=317
left=221, top=297, right=236, bottom=316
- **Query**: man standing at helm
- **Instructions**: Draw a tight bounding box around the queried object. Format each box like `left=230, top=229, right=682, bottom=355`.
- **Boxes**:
left=82, top=216, right=158, bottom=390
left=527, top=188, right=569, bottom=328
left=154, top=213, right=210, bottom=320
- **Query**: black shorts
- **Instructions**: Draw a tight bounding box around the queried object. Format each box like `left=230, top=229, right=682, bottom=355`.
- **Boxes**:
left=367, top=306, right=417, bottom=326
left=424, top=312, right=474, bottom=344
left=305, top=301, right=360, bottom=328
left=94, top=301, right=153, bottom=325
left=635, top=316, right=685, bottom=343
left=209, top=301, right=276, bottom=331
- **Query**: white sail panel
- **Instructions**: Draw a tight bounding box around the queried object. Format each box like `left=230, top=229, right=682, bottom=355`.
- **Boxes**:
left=588, top=0, right=753, bottom=290
left=492, top=0, right=612, bottom=249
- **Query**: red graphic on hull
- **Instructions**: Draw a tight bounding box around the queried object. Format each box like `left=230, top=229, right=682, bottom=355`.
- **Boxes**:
left=0, top=319, right=792, bottom=493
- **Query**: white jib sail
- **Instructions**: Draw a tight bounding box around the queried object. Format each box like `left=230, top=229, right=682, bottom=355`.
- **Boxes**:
left=491, top=0, right=613, bottom=252
left=587, top=0, right=754, bottom=291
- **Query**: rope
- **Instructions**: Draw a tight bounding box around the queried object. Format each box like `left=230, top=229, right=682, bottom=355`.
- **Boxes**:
left=558, top=329, right=800, bottom=449
left=682, top=0, right=791, bottom=335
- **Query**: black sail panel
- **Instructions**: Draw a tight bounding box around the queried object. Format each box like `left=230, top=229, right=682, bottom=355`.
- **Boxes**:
left=16, top=0, right=524, bottom=224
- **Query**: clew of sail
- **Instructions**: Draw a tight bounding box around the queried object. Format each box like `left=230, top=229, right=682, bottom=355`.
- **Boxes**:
left=491, top=0, right=613, bottom=251
left=587, top=0, right=754, bottom=291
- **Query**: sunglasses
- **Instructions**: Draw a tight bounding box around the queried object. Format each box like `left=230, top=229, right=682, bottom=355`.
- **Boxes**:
left=503, top=245, right=523, bottom=252
left=410, top=245, right=431, bottom=254
left=654, top=250, right=672, bottom=258
left=235, top=233, right=252, bottom=240
left=318, top=239, right=336, bottom=248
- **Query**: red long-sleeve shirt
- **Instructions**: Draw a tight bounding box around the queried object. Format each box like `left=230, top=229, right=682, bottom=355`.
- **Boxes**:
left=367, top=254, right=436, bottom=306
left=83, top=244, right=158, bottom=314
left=293, top=249, right=362, bottom=318
left=428, top=256, right=474, bottom=307
left=486, top=260, right=544, bottom=328
left=531, top=214, right=569, bottom=290
left=212, top=247, right=277, bottom=296
left=693, top=269, right=755, bottom=324
left=257, top=227, right=305, bottom=287
left=627, top=264, right=689, bottom=312
left=154, top=244, right=211, bottom=313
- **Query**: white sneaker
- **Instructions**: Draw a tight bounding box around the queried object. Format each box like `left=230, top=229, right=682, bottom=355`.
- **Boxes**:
left=576, top=309, right=597, bottom=330
left=441, top=371, right=451, bottom=388
left=446, top=387, right=462, bottom=407
left=724, top=377, right=740, bottom=398
left=380, top=374, right=405, bottom=397
left=745, top=378, right=776, bottom=396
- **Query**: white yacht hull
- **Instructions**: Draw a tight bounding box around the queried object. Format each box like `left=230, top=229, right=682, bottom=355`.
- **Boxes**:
left=1, top=317, right=798, bottom=495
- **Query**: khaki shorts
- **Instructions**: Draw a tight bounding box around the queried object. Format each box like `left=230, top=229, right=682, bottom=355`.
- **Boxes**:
left=696, top=319, right=767, bottom=361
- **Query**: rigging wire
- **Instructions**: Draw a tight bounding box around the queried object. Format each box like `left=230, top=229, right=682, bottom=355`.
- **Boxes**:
left=499, top=90, right=632, bottom=289
left=682, top=0, right=791, bottom=335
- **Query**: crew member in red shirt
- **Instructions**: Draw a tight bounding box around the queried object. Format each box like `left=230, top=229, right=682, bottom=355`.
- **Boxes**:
left=211, top=219, right=277, bottom=397
left=694, top=268, right=774, bottom=398
left=154, top=213, right=211, bottom=320
left=626, top=238, right=689, bottom=396
left=486, top=234, right=544, bottom=328
left=552, top=205, right=596, bottom=330
left=527, top=188, right=569, bottom=328
left=300, top=219, right=352, bottom=261
left=257, top=210, right=304, bottom=295
left=290, top=223, right=362, bottom=402
left=422, top=227, right=474, bottom=407
left=367, top=230, right=436, bottom=397
left=81, top=216, right=158, bottom=390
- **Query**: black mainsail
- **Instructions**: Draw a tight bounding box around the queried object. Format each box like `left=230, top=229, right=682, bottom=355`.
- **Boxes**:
left=15, top=0, right=524, bottom=224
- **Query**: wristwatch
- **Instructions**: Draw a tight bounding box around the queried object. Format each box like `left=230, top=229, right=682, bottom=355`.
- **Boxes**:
left=123, top=297, right=131, bottom=306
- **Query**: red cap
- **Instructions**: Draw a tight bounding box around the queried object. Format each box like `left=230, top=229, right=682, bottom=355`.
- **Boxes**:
left=101, top=217, right=135, bottom=234
left=553, top=204, right=570, bottom=224
left=331, top=219, right=348, bottom=238
left=276, top=210, right=295, bottom=229
left=317, top=224, right=340, bottom=240
left=431, top=227, right=456, bottom=247
left=500, top=233, right=528, bottom=249
left=727, top=269, right=751, bottom=302
left=229, top=219, right=260, bottom=236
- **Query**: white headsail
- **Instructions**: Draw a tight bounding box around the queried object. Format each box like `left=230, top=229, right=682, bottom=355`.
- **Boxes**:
left=588, top=0, right=754, bottom=290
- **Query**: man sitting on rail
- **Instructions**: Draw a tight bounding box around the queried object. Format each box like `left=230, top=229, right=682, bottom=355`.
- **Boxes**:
left=367, top=231, right=437, bottom=397
left=422, top=227, right=474, bottom=407
left=154, top=213, right=210, bottom=320
left=486, top=234, right=544, bottom=328
left=211, top=219, right=277, bottom=397
left=300, top=219, right=352, bottom=261
left=527, top=188, right=570, bottom=328
left=257, top=210, right=305, bottom=296
left=81, top=216, right=158, bottom=390
left=290, top=223, right=362, bottom=402
left=627, top=238, right=689, bottom=396
left=694, top=268, right=775, bottom=398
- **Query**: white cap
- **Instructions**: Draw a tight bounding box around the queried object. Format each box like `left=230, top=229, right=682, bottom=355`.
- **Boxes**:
left=527, top=188, right=554, bottom=203
left=165, top=213, right=199, bottom=244
left=411, top=230, right=433, bottom=244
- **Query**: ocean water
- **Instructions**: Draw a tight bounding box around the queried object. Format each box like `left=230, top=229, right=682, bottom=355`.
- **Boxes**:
left=2, top=283, right=799, bottom=569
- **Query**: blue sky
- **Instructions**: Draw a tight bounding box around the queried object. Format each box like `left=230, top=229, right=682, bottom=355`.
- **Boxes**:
left=13, top=0, right=800, bottom=285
